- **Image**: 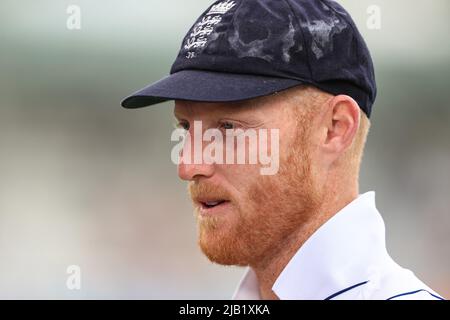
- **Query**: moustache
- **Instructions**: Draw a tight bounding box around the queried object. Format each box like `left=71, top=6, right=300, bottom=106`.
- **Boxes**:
left=188, top=182, right=233, bottom=204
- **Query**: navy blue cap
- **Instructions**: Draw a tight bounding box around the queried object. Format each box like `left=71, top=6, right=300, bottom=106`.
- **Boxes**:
left=121, top=0, right=377, bottom=118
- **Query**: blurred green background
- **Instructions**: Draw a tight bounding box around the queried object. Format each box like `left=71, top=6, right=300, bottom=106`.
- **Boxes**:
left=0, top=0, right=448, bottom=299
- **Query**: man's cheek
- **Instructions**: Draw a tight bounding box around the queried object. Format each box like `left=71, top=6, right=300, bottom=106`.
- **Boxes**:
left=258, top=128, right=280, bottom=176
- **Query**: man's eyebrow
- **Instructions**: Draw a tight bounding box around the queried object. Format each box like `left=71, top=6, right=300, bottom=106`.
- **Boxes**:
left=173, top=110, right=186, bottom=119
left=173, top=100, right=256, bottom=119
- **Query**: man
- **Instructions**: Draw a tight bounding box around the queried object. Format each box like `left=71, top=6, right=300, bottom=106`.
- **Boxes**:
left=121, top=0, right=444, bottom=300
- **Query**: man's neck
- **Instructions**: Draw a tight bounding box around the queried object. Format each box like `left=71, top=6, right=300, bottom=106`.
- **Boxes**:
left=251, top=190, right=358, bottom=300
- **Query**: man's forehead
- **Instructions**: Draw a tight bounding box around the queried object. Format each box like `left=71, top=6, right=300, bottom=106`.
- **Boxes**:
left=173, top=92, right=292, bottom=118
left=174, top=99, right=261, bottom=118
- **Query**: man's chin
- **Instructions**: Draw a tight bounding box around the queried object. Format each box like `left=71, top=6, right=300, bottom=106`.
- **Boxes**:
left=197, top=226, right=249, bottom=266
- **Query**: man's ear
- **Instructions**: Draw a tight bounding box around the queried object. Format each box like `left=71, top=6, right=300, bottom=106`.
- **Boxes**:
left=321, top=95, right=360, bottom=161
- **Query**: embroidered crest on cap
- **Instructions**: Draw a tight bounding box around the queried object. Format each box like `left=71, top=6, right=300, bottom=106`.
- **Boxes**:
left=183, top=0, right=237, bottom=59
left=207, top=0, right=237, bottom=15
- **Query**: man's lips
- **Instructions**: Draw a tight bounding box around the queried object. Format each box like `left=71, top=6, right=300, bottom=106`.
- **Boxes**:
left=193, top=198, right=231, bottom=215
left=202, top=200, right=226, bottom=207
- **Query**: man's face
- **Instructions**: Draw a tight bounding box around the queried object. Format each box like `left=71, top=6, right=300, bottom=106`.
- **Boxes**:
left=174, top=91, right=325, bottom=267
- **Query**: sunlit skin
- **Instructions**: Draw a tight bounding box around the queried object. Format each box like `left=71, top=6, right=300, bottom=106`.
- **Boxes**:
left=174, top=86, right=363, bottom=299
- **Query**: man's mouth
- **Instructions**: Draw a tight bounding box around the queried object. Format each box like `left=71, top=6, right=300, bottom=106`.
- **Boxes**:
left=195, top=198, right=231, bottom=215
left=204, top=200, right=225, bottom=207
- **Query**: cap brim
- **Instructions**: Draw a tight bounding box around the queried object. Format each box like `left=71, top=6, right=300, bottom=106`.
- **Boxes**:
left=121, top=70, right=304, bottom=108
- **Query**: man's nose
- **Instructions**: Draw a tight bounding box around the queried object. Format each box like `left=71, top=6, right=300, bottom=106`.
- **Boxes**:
left=177, top=137, right=215, bottom=181
left=178, top=161, right=215, bottom=181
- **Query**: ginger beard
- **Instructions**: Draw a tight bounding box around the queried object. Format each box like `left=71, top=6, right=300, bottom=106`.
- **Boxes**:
left=188, top=119, right=325, bottom=267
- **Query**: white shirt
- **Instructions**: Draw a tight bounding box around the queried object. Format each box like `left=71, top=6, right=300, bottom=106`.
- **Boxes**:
left=232, top=191, right=444, bottom=300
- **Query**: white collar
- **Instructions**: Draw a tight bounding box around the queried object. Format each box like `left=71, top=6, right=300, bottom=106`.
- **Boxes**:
left=233, top=191, right=390, bottom=300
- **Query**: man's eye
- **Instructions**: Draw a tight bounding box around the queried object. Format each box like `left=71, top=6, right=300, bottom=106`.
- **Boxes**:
left=175, top=121, right=190, bottom=130
left=219, top=121, right=235, bottom=130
